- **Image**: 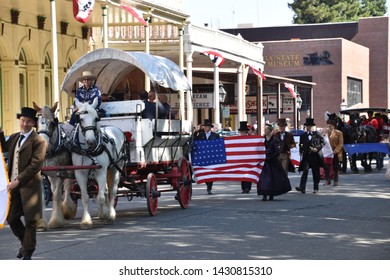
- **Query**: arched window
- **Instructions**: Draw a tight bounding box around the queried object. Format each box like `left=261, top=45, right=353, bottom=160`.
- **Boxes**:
left=19, top=49, right=27, bottom=107
left=44, top=52, right=52, bottom=104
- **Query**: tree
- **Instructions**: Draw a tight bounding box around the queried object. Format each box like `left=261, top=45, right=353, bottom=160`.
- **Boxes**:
left=288, top=0, right=387, bottom=24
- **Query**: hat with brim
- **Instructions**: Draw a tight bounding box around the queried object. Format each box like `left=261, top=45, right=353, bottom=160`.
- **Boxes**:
left=238, top=121, right=249, bottom=131
left=17, top=107, right=38, bottom=122
left=277, top=118, right=288, bottom=127
left=79, top=70, right=96, bottom=80
left=203, top=119, right=213, bottom=127
left=327, top=119, right=337, bottom=126
left=304, top=118, right=316, bottom=126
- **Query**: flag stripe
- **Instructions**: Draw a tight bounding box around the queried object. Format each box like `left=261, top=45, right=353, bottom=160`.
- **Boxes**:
left=121, top=5, right=148, bottom=26
left=192, top=135, right=266, bottom=184
left=73, top=0, right=95, bottom=23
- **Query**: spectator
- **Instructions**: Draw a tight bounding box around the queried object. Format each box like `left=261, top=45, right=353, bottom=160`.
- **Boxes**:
left=295, top=118, right=325, bottom=194
left=193, top=119, right=219, bottom=194
left=159, top=94, right=175, bottom=119
left=0, top=107, right=46, bottom=260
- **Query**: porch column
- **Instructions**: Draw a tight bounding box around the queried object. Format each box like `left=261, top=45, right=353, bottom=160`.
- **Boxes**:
left=101, top=5, right=108, bottom=48
left=49, top=0, right=59, bottom=103
left=144, top=20, right=150, bottom=91
left=237, top=64, right=244, bottom=122
left=213, top=64, right=220, bottom=128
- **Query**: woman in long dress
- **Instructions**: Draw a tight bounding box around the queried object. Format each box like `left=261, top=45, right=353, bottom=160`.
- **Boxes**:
left=257, top=124, right=292, bottom=201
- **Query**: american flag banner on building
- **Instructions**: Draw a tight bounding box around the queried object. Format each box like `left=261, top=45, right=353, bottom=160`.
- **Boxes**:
left=191, top=135, right=266, bottom=184
left=202, top=50, right=225, bottom=67
left=121, top=4, right=149, bottom=27
left=249, top=65, right=266, bottom=80
left=284, top=83, right=297, bottom=98
left=73, top=0, right=95, bottom=23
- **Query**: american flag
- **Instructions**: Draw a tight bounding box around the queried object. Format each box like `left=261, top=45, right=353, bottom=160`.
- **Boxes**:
left=191, top=135, right=266, bottom=184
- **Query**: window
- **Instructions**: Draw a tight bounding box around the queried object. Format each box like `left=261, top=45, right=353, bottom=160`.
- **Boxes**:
left=347, top=77, right=362, bottom=107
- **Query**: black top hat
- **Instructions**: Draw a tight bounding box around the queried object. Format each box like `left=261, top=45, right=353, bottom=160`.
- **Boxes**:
left=304, top=118, right=316, bottom=126
left=277, top=118, right=288, bottom=127
left=203, top=119, right=213, bottom=127
left=238, top=121, right=249, bottom=131
left=17, top=107, right=38, bottom=122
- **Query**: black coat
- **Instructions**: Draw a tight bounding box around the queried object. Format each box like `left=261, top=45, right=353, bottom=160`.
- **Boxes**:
left=257, top=136, right=292, bottom=196
left=298, top=131, right=325, bottom=172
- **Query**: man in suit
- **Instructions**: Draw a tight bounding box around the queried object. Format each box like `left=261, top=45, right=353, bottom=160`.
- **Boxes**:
left=295, top=118, right=325, bottom=194
left=274, top=118, right=296, bottom=174
left=0, top=107, right=46, bottom=260
left=193, top=119, right=219, bottom=194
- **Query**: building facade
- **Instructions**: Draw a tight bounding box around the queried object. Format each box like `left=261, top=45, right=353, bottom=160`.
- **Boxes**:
left=224, top=16, right=390, bottom=128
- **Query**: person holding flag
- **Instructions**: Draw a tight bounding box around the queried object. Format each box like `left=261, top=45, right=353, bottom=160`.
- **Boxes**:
left=193, top=119, right=220, bottom=194
left=0, top=107, right=46, bottom=260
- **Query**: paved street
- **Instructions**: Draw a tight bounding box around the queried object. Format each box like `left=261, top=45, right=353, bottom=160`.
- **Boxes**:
left=0, top=160, right=389, bottom=260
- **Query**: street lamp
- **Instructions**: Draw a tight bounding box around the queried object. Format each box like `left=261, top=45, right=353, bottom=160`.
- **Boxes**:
left=219, top=84, right=227, bottom=103
left=295, top=93, right=303, bottom=129
left=340, top=98, right=347, bottom=111
left=340, top=98, right=347, bottom=121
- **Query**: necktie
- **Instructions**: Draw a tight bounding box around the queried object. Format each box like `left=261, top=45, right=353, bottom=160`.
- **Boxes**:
left=18, top=135, right=25, bottom=147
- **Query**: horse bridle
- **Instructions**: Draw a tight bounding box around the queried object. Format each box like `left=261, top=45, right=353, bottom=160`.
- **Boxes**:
left=74, top=110, right=104, bottom=155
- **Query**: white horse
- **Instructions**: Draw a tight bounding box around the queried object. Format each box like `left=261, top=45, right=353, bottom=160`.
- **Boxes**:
left=33, top=102, right=76, bottom=228
left=71, top=98, right=126, bottom=229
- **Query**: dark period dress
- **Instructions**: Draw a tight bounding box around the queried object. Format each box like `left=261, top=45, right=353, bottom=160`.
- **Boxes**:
left=257, top=135, right=292, bottom=198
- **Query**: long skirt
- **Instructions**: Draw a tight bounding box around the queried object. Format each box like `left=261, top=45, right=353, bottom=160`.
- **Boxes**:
left=257, top=160, right=292, bottom=196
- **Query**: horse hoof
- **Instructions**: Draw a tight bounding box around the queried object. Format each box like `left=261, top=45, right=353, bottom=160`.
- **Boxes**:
left=80, top=223, right=93, bottom=230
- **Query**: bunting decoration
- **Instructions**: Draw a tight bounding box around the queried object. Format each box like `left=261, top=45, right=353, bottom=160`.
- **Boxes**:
left=202, top=50, right=225, bottom=67
left=249, top=65, right=266, bottom=80
left=73, top=0, right=95, bottom=23
left=284, top=83, right=297, bottom=98
left=121, top=5, right=148, bottom=26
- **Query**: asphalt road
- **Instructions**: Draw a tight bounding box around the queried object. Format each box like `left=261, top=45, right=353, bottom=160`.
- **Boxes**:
left=0, top=160, right=389, bottom=260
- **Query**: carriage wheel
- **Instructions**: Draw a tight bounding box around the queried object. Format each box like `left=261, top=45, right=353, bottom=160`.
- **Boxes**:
left=146, top=173, right=158, bottom=216
left=177, top=157, right=192, bottom=209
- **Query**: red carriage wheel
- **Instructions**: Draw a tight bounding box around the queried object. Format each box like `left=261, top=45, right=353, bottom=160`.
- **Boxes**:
left=146, top=173, right=158, bottom=216
left=177, top=157, right=192, bottom=209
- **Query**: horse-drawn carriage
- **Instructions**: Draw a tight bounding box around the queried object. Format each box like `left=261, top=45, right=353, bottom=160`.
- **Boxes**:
left=329, top=107, right=390, bottom=173
left=39, top=48, right=193, bottom=229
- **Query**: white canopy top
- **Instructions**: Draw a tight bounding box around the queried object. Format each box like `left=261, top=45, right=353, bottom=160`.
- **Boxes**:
left=61, top=48, right=191, bottom=96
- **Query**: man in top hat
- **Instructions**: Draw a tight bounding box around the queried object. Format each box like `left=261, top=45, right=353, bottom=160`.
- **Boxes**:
left=0, top=107, right=46, bottom=259
left=238, top=121, right=253, bottom=193
left=296, top=118, right=325, bottom=194
left=274, top=118, right=296, bottom=174
left=193, top=119, right=220, bottom=194
left=69, top=70, right=102, bottom=125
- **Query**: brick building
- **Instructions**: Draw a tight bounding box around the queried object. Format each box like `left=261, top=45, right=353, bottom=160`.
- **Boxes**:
left=223, top=17, right=390, bottom=128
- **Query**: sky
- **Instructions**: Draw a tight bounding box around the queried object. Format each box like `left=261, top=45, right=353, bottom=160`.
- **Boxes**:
left=182, top=0, right=390, bottom=29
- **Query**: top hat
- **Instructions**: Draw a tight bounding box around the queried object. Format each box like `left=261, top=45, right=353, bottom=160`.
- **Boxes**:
left=17, top=107, right=38, bottom=122
left=238, top=121, right=249, bottom=131
left=80, top=70, right=96, bottom=80
left=304, top=118, right=316, bottom=126
left=277, top=118, right=288, bottom=127
left=326, top=119, right=337, bottom=126
left=202, top=119, right=213, bottom=127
